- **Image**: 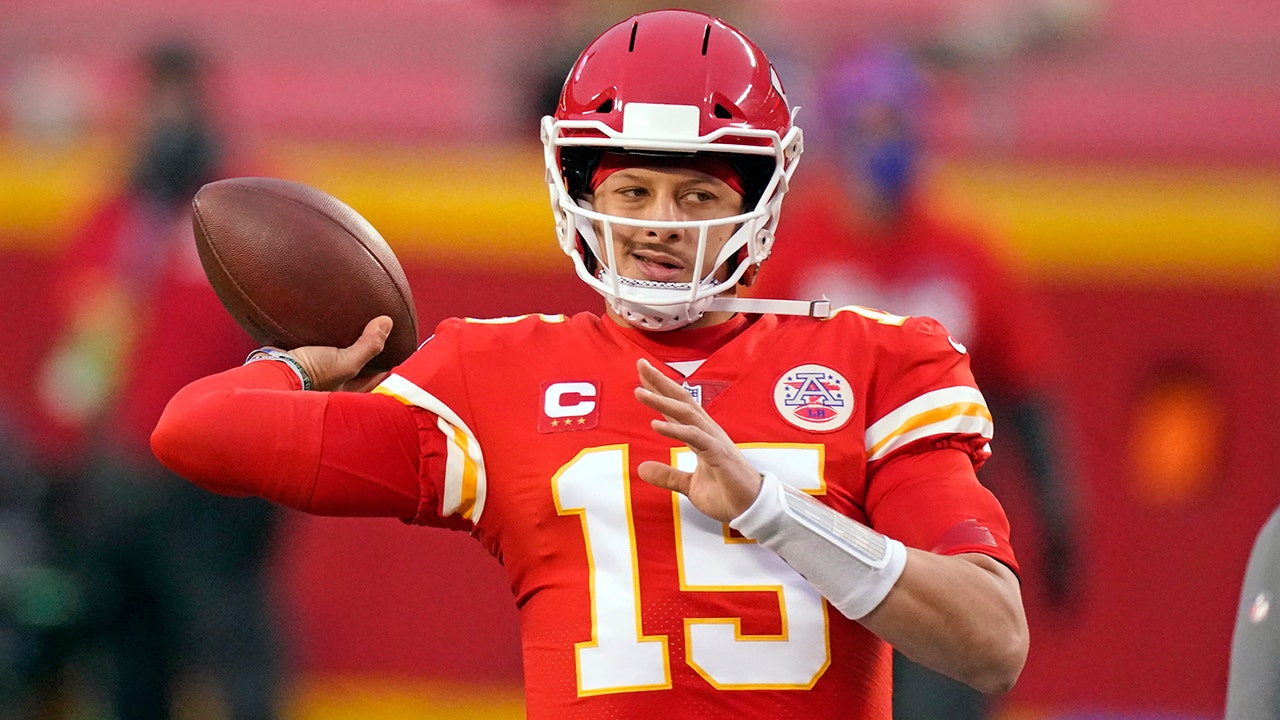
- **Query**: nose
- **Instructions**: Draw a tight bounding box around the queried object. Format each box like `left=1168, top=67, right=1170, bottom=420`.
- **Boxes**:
left=643, top=224, right=685, bottom=244
left=638, top=193, right=687, bottom=243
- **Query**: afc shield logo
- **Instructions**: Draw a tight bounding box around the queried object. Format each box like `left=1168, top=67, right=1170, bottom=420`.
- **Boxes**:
left=774, top=364, right=853, bottom=432
left=539, top=381, right=599, bottom=433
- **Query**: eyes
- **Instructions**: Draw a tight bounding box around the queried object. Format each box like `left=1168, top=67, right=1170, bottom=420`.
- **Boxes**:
left=614, top=185, right=720, bottom=204
left=589, top=168, right=746, bottom=222
left=597, top=180, right=743, bottom=219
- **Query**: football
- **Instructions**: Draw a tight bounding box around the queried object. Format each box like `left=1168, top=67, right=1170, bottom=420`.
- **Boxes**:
left=191, top=177, right=419, bottom=372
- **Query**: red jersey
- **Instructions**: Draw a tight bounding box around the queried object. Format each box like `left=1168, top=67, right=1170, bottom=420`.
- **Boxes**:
left=372, top=309, right=1015, bottom=718
left=154, top=308, right=1015, bottom=718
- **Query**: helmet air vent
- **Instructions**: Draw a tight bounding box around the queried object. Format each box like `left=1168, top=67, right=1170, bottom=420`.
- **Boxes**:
left=702, top=24, right=711, bottom=55
left=628, top=21, right=638, bottom=52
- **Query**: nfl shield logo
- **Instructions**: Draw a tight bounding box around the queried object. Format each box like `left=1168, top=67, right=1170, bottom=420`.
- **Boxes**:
left=682, top=382, right=703, bottom=406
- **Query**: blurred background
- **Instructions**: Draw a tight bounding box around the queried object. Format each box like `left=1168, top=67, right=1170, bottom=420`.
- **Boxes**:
left=0, top=0, right=1277, bottom=718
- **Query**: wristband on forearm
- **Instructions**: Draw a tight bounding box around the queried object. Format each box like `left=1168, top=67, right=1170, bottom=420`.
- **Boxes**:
left=244, top=348, right=313, bottom=390
left=730, top=471, right=908, bottom=620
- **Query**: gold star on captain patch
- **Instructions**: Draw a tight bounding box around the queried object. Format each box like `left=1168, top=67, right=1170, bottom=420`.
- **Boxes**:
left=577, top=417, right=586, bottom=425
left=550, top=419, right=560, bottom=427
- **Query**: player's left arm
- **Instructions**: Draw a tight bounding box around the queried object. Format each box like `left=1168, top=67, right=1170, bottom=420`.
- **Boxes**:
left=870, top=549, right=1025, bottom=693
left=634, top=357, right=1028, bottom=694
left=859, top=448, right=1027, bottom=694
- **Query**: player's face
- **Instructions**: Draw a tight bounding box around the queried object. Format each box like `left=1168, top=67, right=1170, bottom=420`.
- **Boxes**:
left=588, top=165, right=745, bottom=285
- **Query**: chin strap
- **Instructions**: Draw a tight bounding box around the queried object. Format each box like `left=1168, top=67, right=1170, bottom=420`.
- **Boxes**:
left=708, top=296, right=833, bottom=319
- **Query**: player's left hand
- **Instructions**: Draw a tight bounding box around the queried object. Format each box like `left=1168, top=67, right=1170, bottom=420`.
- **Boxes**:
left=633, top=358, right=763, bottom=522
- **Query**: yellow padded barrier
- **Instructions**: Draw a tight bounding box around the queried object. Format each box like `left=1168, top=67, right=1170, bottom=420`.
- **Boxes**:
left=2, top=136, right=1276, bottom=282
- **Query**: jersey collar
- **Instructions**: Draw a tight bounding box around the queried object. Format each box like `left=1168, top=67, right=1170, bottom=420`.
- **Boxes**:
left=605, top=312, right=753, bottom=364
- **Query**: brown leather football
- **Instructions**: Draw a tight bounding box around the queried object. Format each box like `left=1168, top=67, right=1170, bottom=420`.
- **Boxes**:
left=191, top=177, right=419, bottom=372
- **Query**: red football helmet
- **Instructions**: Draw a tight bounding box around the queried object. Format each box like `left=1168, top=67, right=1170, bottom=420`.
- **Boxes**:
left=542, top=9, right=804, bottom=330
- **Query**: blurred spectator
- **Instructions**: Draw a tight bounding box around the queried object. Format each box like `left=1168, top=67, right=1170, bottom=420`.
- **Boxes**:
left=750, top=43, right=1079, bottom=720
left=0, top=402, right=84, bottom=718
left=35, top=41, right=280, bottom=720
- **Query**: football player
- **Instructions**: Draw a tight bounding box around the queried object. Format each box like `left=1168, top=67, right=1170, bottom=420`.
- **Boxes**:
left=152, top=10, right=1028, bottom=717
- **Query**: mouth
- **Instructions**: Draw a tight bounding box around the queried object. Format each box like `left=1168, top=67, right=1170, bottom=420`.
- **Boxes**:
left=632, top=251, right=688, bottom=283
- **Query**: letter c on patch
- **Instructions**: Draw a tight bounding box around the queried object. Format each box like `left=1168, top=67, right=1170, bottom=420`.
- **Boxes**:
left=544, top=382, right=597, bottom=418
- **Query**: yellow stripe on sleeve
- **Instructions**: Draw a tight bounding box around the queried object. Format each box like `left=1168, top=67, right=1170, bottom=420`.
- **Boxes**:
left=865, top=387, right=993, bottom=463
left=375, top=374, right=487, bottom=523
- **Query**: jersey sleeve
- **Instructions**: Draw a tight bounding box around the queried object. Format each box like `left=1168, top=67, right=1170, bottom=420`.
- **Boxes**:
left=373, top=317, right=488, bottom=531
left=151, top=360, right=440, bottom=522
left=867, top=448, right=1019, bottom=574
left=859, top=315, right=1017, bottom=572
left=863, top=314, right=993, bottom=469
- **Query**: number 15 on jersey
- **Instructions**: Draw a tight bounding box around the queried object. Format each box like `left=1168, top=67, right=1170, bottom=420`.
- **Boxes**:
left=553, top=443, right=832, bottom=695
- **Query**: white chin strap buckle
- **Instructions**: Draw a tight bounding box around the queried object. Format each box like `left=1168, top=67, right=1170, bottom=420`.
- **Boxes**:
left=709, top=296, right=832, bottom=319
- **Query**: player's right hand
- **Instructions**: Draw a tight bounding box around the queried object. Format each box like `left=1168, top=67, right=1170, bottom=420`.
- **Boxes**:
left=289, top=315, right=393, bottom=392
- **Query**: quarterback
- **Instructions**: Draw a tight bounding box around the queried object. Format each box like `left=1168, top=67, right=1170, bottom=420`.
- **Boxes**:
left=152, top=9, right=1028, bottom=718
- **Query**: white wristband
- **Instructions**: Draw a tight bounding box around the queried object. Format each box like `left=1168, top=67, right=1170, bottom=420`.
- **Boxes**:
left=730, top=471, right=908, bottom=620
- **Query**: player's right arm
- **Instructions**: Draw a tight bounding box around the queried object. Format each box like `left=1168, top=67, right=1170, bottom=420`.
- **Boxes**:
left=151, top=317, right=430, bottom=520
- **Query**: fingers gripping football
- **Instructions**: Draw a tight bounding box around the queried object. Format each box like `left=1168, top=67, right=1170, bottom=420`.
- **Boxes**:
left=633, top=359, right=764, bottom=522
left=289, top=316, right=393, bottom=392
